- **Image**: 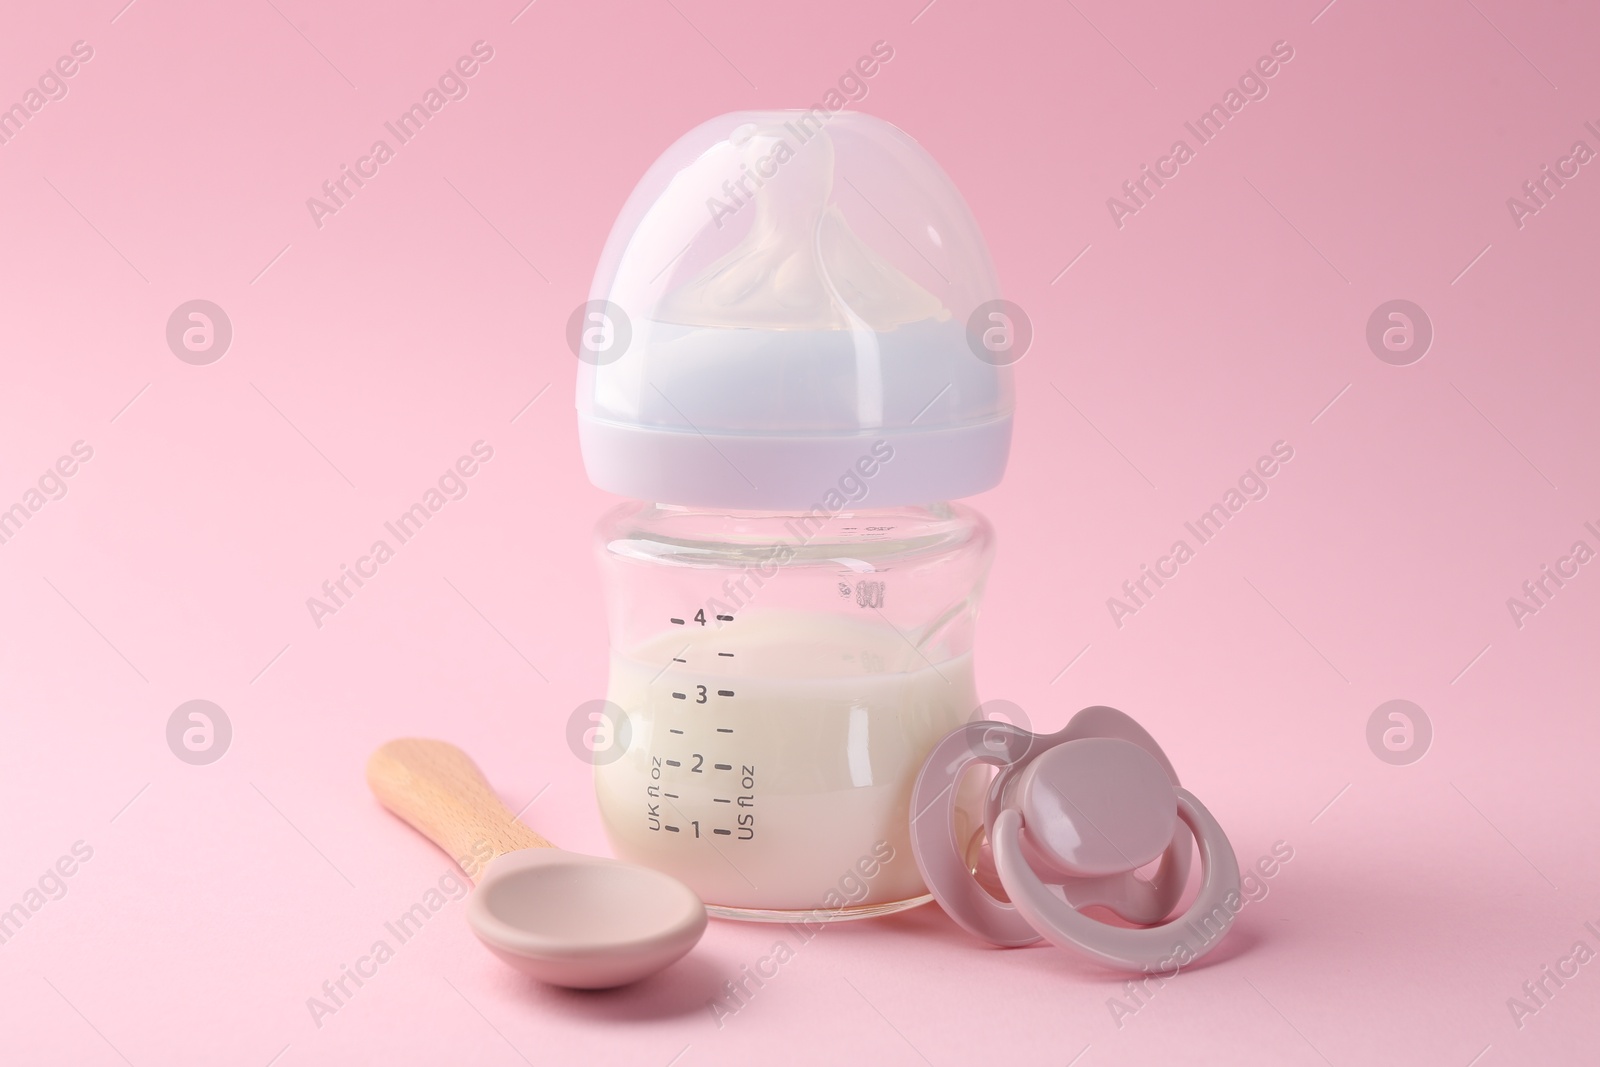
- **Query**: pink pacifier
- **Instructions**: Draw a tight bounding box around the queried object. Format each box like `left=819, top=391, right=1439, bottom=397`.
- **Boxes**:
left=910, top=706, right=1242, bottom=972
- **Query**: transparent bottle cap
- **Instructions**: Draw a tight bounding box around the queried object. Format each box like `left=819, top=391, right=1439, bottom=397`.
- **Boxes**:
left=576, top=110, right=1014, bottom=508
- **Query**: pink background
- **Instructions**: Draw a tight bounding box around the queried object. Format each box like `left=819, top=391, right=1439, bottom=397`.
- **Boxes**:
left=2, top=0, right=1597, bottom=1063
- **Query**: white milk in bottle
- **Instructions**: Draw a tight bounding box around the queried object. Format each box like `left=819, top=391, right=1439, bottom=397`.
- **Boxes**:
left=596, top=612, right=978, bottom=914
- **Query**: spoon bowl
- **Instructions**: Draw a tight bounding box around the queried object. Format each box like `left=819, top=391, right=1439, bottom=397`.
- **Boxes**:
left=468, top=849, right=706, bottom=988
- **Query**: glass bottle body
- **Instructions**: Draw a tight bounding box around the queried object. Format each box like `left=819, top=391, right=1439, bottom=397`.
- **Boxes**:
left=593, top=501, right=993, bottom=920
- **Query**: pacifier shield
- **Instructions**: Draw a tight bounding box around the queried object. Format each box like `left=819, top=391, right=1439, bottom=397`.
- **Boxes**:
left=1014, top=738, right=1178, bottom=879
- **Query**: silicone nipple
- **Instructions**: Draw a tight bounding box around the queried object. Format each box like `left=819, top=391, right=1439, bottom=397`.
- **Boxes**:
left=657, top=121, right=947, bottom=331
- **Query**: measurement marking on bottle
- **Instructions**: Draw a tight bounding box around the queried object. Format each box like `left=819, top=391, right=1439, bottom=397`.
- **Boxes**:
left=670, top=728, right=683, bottom=735
left=717, top=689, right=735, bottom=697
left=714, top=797, right=731, bottom=804
left=718, top=652, right=734, bottom=657
left=665, top=825, right=680, bottom=832
left=666, top=759, right=681, bottom=768
left=716, top=727, right=733, bottom=734
left=672, top=692, right=686, bottom=700
left=664, top=792, right=678, bottom=799
left=714, top=763, right=732, bottom=771
left=673, top=657, right=687, bottom=663
left=716, top=614, right=734, bottom=622
left=713, top=828, right=732, bottom=836
left=670, top=618, right=684, bottom=625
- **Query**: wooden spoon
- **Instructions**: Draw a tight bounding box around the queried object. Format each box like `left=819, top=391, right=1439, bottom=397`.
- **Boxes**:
left=366, top=738, right=706, bottom=989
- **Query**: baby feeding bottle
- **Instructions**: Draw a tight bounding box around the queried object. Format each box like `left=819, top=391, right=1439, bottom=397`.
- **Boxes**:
left=576, top=110, right=1015, bottom=920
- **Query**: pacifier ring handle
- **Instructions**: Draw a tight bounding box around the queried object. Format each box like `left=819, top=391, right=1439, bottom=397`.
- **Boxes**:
left=992, top=788, right=1242, bottom=973
left=1057, top=826, right=1192, bottom=925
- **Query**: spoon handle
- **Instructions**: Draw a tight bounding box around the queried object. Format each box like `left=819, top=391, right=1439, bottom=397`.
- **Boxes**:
left=366, top=738, right=553, bottom=879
